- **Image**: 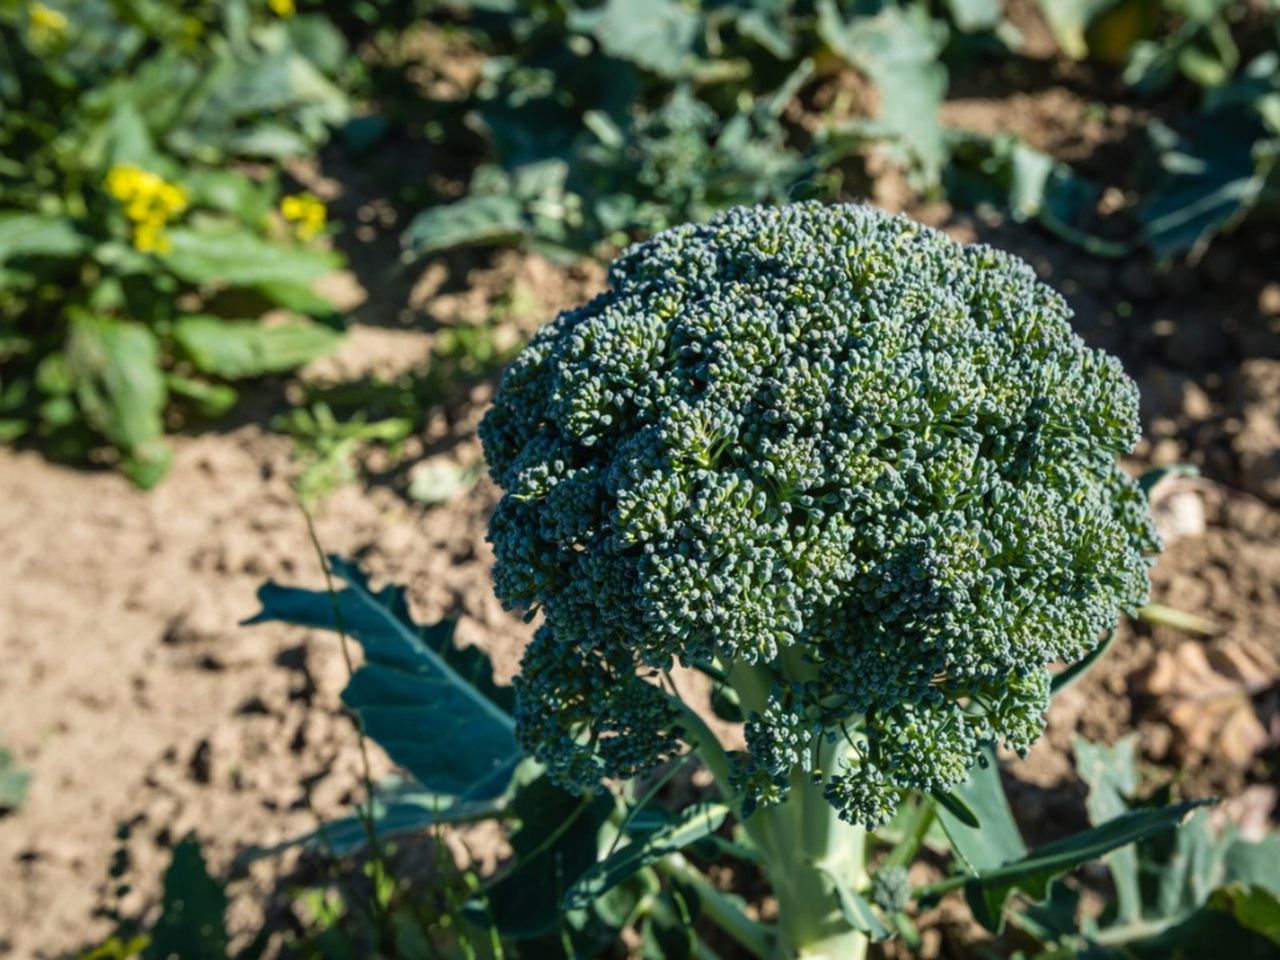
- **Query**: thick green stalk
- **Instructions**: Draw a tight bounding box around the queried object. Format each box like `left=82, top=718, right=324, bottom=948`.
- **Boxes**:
left=751, top=751, right=868, bottom=959
left=728, top=661, right=870, bottom=960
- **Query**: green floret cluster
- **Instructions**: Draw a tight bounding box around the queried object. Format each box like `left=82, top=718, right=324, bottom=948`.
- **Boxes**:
left=480, top=202, right=1158, bottom=826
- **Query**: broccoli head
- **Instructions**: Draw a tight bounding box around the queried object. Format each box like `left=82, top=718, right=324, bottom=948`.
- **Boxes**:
left=480, top=203, right=1158, bottom=826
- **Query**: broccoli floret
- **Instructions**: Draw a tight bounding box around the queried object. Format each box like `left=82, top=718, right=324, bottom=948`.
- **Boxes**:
left=481, top=203, right=1157, bottom=826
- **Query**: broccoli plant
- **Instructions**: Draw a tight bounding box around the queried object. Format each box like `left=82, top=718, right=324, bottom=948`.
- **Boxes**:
left=252, top=204, right=1244, bottom=960
left=478, top=202, right=1159, bottom=957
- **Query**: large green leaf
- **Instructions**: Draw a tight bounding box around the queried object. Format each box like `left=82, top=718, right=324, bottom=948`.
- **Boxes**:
left=473, top=772, right=617, bottom=939
left=817, top=0, right=948, bottom=186
left=964, top=801, right=1211, bottom=931
left=0, top=213, right=88, bottom=264
left=402, top=194, right=527, bottom=257
left=1114, top=886, right=1280, bottom=958
left=564, top=802, right=729, bottom=911
left=65, top=313, right=171, bottom=486
left=143, top=836, right=228, bottom=960
left=163, top=227, right=339, bottom=288
left=573, top=0, right=699, bottom=79
left=938, top=746, right=1027, bottom=875
left=244, top=557, right=520, bottom=802
left=241, top=773, right=512, bottom=860
left=173, top=316, right=341, bottom=379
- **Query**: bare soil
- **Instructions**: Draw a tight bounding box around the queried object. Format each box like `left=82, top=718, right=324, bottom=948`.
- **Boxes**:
left=2, top=49, right=1279, bottom=960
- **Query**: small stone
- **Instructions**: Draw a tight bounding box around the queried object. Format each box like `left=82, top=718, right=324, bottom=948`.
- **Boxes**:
left=1150, top=438, right=1183, bottom=465
left=1181, top=382, right=1213, bottom=421
left=1260, top=283, right=1280, bottom=316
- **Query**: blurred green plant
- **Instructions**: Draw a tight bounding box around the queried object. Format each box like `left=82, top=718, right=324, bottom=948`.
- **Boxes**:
left=388, top=1, right=1279, bottom=264
left=0, top=742, right=28, bottom=813
left=0, top=0, right=353, bottom=484
left=278, top=308, right=520, bottom=503
left=399, top=0, right=1015, bottom=259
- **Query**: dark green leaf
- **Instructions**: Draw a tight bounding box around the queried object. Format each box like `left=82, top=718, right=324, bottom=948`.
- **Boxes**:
left=472, top=773, right=615, bottom=938
left=964, top=801, right=1212, bottom=932
left=564, top=802, right=728, bottom=911
left=1051, top=631, right=1115, bottom=695
left=173, top=316, right=342, bottom=379
left=933, top=789, right=981, bottom=829
left=1115, top=887, right=1280, bottom=958
left=1208, top=885, right=1280, bottom=946
left=244, top=557, right=520, bottom=801
left=1138, top=463, right=1199, bottom=496
left=143, top=836, right=228, bottom=960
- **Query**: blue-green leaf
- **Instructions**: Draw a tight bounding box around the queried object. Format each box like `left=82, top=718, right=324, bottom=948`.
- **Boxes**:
left=938, top=746, right=1027, bottom=876
left=1074, top=735, right=1142, bottom=922
left=964, top=801, right=1212, bottom=932
left=402, top=194, right=527, bottom=257
left=244, top=557, right=520, bottom=802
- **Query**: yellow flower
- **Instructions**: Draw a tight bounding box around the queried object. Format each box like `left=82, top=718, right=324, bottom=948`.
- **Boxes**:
left=28, top=3, right=68, bottom=47
left=267, top=0, right=296, bottom=17
left=280, top=192, right=327, bottom=242
left=105, top=165, right=188, bottom=254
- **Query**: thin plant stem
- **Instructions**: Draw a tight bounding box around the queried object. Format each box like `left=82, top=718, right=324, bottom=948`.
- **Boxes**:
left=300, top=504, right=393, bottom=944
left=659, top=852, right=774, bottom=960
left=885, top=795, right=936, bottom=870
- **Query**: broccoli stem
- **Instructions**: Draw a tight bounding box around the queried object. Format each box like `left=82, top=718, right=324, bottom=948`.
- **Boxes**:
left=755, top=742, right=869, bottom=959
left=725, top=660, right=871, bottom=960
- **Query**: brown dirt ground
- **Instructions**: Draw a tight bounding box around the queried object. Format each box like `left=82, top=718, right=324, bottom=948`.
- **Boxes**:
left=2, top=37, right=1280, bottom=960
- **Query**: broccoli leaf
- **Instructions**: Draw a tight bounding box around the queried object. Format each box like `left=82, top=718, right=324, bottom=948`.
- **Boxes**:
left=244, top=556, right=521, bottom=802
left=938, top=746, right=1026, bottom=875
left=964, top=800, right=1211, bottom=932
left=143, top=836, right=228, bottom=960
left=0, top=746, right=29, bottom=812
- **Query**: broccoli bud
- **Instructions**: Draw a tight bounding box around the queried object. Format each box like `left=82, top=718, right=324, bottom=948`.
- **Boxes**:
left=482, top=203, right=1157, bottom=826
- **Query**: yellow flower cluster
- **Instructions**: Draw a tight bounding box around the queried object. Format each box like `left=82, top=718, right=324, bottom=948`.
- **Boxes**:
left=28, top=3, right=68, bottom=46
left=105, top=165, right=189, bottom=254
left=268, top=0, right=296, bottom=17
left=280, top=193, right=327, bottom=241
